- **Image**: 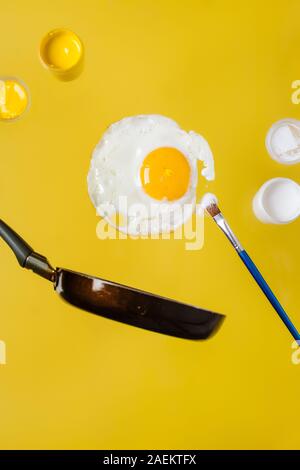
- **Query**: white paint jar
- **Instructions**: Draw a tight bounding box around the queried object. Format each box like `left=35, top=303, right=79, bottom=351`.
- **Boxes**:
left=266, top=118, right=300, bottom=165
left=252, top=178, right=300, bottom=224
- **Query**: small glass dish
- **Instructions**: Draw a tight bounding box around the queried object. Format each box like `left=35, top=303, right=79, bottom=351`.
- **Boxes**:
left=0, top=76, right=30, bottom=122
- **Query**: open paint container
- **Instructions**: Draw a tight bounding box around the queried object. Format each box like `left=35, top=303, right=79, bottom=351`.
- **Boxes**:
left=266, top=118, right=300, bottom=165
left=40, top=29, right=84, bottom=81
left=0, top=76, right=30, bottom=121
left=253, top=177, right=300, bottom=224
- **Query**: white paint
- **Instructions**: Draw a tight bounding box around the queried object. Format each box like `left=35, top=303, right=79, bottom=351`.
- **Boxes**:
left=253, top=178, right=300, bottom=224
left=199, top=192, right=218, bottom=210
left=87, top=114, right=215, bottom=235
left=266, top=118, right=300, bottom=164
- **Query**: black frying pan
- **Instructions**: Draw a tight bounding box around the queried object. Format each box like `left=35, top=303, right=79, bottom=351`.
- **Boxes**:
left=0, top=219, right=224, bottom=339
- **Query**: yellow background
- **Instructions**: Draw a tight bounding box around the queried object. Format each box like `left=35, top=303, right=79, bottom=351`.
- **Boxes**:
left=0, top=0, right=300, bottom=450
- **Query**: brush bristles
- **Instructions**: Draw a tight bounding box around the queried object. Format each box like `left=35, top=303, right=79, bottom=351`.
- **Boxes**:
left=206, top=202, right=221, bottom=217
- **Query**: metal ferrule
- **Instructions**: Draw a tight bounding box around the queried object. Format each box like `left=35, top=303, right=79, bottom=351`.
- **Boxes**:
left=25, top=252, right=56, bottom=283
left=213, top=213, right=243, bottom=252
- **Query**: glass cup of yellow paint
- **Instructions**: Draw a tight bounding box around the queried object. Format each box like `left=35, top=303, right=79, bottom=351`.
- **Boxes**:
left=0, top=77, right=30, bottom=122
left=39, top=29, right=84, bottom=81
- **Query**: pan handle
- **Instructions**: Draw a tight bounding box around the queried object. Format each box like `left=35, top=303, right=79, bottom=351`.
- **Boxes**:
left=0, top=219, right=33, bottom=266
left=0, top=219, right=56, bottom=282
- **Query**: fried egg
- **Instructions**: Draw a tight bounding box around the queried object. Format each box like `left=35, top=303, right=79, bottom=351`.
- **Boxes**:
left=87, top=114, right=214, bottom=235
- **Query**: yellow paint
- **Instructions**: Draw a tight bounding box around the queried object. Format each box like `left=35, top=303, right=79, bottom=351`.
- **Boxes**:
left=1, top=0, right=300, bottom=450
left=140, top=147, right=191, bottom=201
left=40, top=29, right=83, bottom=80
left=0, top=79, right=28, bottom=121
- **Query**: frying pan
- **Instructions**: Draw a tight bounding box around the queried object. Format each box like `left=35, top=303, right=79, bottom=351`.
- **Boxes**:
left=0, top=219, right=224, bottom=339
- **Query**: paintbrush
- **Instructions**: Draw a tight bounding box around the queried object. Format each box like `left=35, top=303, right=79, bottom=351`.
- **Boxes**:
left=203, top=194, right=300, bottom=342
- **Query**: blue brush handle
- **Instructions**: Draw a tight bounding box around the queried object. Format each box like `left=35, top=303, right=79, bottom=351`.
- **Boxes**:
left=239, top=250, right=300, bottom=342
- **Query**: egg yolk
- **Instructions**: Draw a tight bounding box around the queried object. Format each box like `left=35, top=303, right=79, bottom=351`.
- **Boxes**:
left=0, top=79, right=28, bottom=121
left=41, top=30, right=82, bottom=70
left=140, top=147, right=191, bottom=201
